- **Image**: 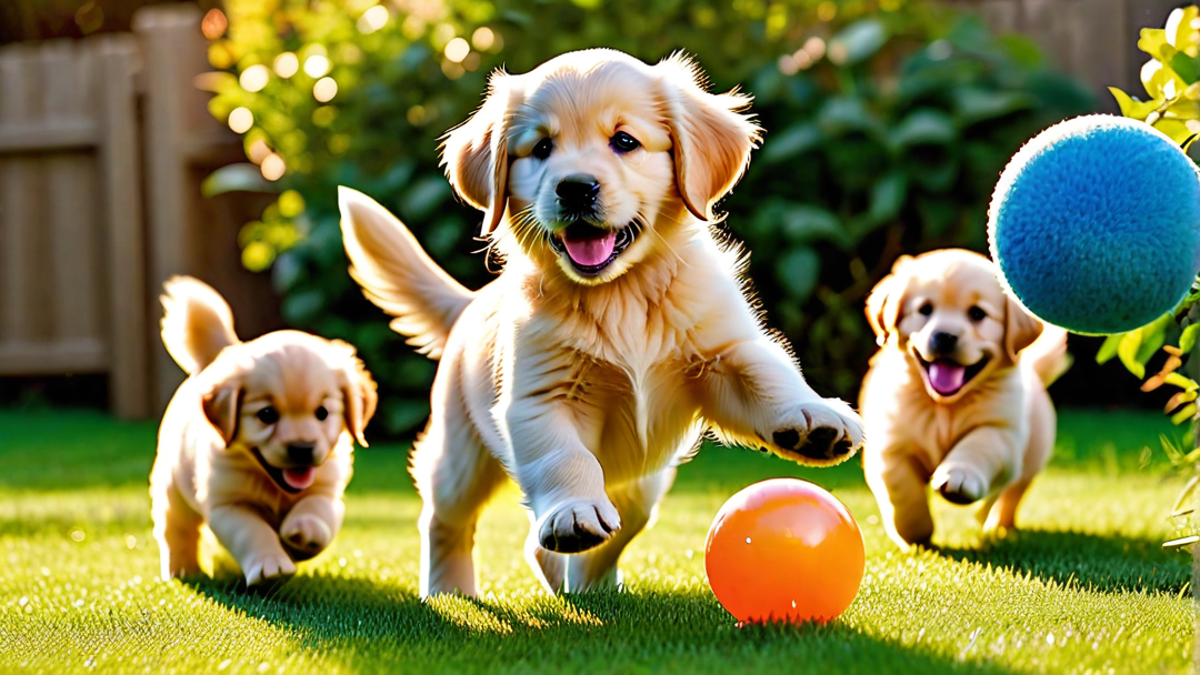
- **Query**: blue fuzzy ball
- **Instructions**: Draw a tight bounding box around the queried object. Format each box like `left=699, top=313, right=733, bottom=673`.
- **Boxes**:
left=988, top=114, right=1200, bottom=334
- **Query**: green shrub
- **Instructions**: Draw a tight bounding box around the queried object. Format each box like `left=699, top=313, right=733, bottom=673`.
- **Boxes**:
left=205, top=0, right=1092, bottom=435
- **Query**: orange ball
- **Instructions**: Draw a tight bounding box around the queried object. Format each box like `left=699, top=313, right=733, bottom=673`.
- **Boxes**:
left=705, top=478, right=864, bottom=624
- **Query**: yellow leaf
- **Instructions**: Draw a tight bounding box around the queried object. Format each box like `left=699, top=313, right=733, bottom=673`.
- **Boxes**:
left=1118, top=330, right=1146, bottom=379
left=1110, top=87, right=1160, bottom=120
left=1140, top=27, right=1169, bottom=59
left=1172, top=402, right=1197, bottom=425
left=1165, top=372, right=1200, bottom=391
left=1154, top=118, right=1196, bottom=145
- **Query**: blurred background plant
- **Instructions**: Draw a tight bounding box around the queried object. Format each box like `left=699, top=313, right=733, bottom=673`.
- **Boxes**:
left=203, top=0, right=1093, bottom=435
left=1091, top=5, right=1200, bottom=550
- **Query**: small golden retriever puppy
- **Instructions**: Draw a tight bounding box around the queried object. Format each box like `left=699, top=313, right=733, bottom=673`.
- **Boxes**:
left=860, top=249, right=1068, bottom=549
left=338, top=49, right=864, bottom=596
left=151, top=276, right=376, bottom=585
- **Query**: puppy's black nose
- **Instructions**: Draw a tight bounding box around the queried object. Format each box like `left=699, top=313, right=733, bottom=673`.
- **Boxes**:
left=287, top=444, right=315, bottom=465
left=555, top=174, right=600, bottom=209
left=930, top=331, right=958, bottom=354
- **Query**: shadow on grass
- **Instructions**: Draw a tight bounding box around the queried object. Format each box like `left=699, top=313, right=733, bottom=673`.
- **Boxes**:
left=185, top=575, right=1018, bottom=675
left=936, top=529, right=1190, bottom=595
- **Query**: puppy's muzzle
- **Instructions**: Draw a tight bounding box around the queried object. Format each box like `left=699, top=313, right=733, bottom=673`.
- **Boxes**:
left=556, top=174, right=601, bottom=220
left=929, top=331, right=958, bottom=357
left=287, top=443, right=316, bottom=465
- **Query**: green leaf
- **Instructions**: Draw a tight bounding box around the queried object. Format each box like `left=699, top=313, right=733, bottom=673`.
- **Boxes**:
left=889, top=108, right=957, bottom=149
left=1118, top=330, right=1146, bottom=379
left=953, top=89, right=1034, bottom=126
left=1135, top=314, right=1172, bottom=364
left=816, top=96, right=881, bottom=136
left=827, top=19, right=888, bottom=66
left=201, top=163, right=274, bottom=197
left=866, top=172, right=907, bottom=225
left=1181, top=322, right=1200, bottom=353
left=1170, top=51, right=1200, bottom=85
left=779, top=205, right=847, bottom=247
left=760, top=123, right=821, bottom=165
left=774, top=247, right=821, bottom=301
left=1096, top=333, right=1123, bottom=364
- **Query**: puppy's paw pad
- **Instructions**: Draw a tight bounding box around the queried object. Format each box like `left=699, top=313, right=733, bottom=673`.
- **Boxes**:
left=538, top=499, right=621, bottom=554
left=242, top=553, right=297, bottom=586
left=280, top=514, right=333, bottom=560
left=932, top=466, right=986, bottom=505
left=771, top=401, right=862, bottom=464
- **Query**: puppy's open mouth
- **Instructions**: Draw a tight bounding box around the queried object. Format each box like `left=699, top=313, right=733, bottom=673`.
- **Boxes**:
left=249, top=447, right=317, bottom=494
left=916, top=355, right=989, bottom=397
left=548, top=221, right=638, bottom=277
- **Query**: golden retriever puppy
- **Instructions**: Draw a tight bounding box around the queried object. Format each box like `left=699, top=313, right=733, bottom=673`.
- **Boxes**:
left=338, top=49, right=864, bottom=597
left=151, top=276, right=376, bottom=585
left=860, top=249, right=1068, bottom=549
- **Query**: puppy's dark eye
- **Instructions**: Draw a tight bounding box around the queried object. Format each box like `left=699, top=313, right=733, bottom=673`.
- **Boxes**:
left=968, top=306, right=987, bottom=322
left=610, top=131, right=640, bottom=153
left=315, top=406, right=328, bottom=421
left=256, top=407, right=279, bottom=425
left=532, top=138, right=553, bottom=160
left=918, top=303, right=934, bottom=316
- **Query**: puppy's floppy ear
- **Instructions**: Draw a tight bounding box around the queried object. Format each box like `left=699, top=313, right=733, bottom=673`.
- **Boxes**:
left=201, top=379, right=242, bottom=447
left=441, top=69, right=523, bottom=236
left=657, top=52, right=762, bottom=221
left=865, top=255, right=914, bottom=347
left=333, top=341, right=378, bottom=447
left=1004, top=295, right=1043, bottom=361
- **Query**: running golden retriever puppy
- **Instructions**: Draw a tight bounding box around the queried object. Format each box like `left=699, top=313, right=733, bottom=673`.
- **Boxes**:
left=151, top=277, right=376, bottom=585
left=860, top=249, right=1068, bottom=550
left=338, top=49, right=864, bottom=596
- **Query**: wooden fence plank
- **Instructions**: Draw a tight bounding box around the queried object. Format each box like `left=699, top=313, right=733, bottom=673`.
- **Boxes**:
left=42, top=40, right=103, bottom=351
left=134, top=4, right=204, bottom=412
left=0, top=121, right=100, bottom=152
left=97, top=35, right=150, bottom=418
left=0, top=45, right=41, bottom=347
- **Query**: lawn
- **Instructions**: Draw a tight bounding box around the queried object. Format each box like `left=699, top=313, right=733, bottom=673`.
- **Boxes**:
left=0, top=407, right=1193, bottom=674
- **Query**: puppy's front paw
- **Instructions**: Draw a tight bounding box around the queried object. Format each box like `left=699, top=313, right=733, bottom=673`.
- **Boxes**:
left=537, top=499, right=621, bottom=554
left=771, top=399, right=864, bottom=465
left=280, top=514, right=334, bottom=561
left=932, top=464, right=987, bottom=505
left=241, top=552, right=297, bottom=586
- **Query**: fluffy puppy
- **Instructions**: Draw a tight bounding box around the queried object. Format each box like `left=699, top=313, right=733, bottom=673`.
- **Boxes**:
left=151, top=276, right=376, bottom=585
left=339, top=49, right=864, bottom=597
left=859, top=249, right=1068, bottom=549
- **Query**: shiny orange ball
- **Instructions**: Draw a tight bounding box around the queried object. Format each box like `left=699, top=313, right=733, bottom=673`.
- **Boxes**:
left=705, top=478, right=864, bottom=624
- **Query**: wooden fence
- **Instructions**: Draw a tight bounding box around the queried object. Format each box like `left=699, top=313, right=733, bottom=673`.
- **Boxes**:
left=949, top=0, right=1185, bottom=104
left=0, top=4, right=278, bottom=419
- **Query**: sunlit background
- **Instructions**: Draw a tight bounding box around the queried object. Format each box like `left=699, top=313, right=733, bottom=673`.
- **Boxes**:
left=0, top=0, right=1189, bottom=436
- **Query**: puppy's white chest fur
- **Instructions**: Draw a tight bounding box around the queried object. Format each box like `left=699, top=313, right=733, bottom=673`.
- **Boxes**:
left=477, top=241, right=728, bottom=486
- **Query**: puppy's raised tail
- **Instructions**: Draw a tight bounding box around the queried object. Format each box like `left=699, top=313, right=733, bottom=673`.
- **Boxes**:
left=338, top=186, right=474, bottom=360
left=160, top=276, right=240, bottom=375
left=1024, top=323, right=1071, bottom=387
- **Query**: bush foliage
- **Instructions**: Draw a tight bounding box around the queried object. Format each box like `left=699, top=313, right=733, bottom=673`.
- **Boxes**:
left=206, top=0, right=1092, bottom=435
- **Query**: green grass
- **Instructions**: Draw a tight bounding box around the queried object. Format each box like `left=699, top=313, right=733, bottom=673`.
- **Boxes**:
left=0, top=407, right=1193, bottom=674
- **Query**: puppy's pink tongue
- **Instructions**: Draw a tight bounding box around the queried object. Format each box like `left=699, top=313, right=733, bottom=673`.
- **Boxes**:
left=562, top=230, right=616, bottom=266
left=928, top=361, right=966, bottom=395
left=283, top=466, right=316, bottom=490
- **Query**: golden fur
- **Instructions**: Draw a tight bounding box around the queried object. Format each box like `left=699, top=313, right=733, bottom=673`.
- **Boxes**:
left=859, top=249, right=1069, bottom=549
left=150, top=277, right=377, bottom=585
left=339, top=49, right=864, bottom=596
